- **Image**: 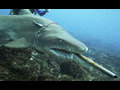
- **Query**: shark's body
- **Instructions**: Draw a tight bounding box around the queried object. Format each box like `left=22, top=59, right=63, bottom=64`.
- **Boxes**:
left=0, top=9, right=117, bottom=78
left=0, top=15, right=55, bottom=44
left=0, top=14, right=88, bottom=58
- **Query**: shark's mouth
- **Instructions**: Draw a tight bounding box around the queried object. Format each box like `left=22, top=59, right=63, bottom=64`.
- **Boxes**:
left=50, top=48, right=80, bottom=60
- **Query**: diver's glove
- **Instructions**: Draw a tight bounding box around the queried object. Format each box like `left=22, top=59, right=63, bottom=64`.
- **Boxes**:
left=46, top=9, right=50, bottom=12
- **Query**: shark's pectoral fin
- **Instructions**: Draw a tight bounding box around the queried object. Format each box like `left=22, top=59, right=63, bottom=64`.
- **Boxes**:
left=4, top=38, right=30, bottom=48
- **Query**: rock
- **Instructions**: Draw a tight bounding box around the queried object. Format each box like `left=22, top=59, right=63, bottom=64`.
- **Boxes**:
left=0, top=46, right=61, bottom=81
left=58, top=75, right=75, bottom=81
left=60, top=60, right=89, bottom=80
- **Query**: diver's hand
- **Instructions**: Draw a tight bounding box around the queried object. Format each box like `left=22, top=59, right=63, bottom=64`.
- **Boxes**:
left=46, top=9, right=50, bottom=12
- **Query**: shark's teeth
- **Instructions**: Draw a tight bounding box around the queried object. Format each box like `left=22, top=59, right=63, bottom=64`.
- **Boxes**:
left=50, top=49, right=60, bottom=56
left=50, top=49, right=75, bottom=60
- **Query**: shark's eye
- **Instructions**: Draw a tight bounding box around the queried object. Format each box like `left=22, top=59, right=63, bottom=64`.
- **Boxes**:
left=59, top=40, right=63, bottom=43
left=57, top=38, right=63, bottom=43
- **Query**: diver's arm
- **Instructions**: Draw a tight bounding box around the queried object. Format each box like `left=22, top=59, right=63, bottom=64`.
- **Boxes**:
left=36, top=9, right=50, bottom=16
left=29, top=9, right=37, bottom=15
left=10, top=9, right=33, bottom=15
left=9, top=9, right=20, bottom=15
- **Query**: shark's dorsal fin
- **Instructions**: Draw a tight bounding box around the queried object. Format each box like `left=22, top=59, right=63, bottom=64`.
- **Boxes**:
left=4, top=38, right=30, bottom=48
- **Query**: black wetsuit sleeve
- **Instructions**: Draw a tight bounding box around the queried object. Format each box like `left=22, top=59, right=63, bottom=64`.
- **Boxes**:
left=36, top=9, right=47, bottom=16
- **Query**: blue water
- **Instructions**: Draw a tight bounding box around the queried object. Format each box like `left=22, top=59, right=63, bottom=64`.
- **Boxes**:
left=0, top=9, right=120, bottom=80
left=0, top=9, right=120, bottom=53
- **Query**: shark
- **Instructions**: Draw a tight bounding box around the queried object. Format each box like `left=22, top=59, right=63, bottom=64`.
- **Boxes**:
left=0, top=9, right=117, bottom=78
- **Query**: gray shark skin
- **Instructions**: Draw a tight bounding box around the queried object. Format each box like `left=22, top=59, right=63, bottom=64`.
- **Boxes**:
left=0, top=9, right=117, bottom=78
left=0, top=13, right=88, bottom=59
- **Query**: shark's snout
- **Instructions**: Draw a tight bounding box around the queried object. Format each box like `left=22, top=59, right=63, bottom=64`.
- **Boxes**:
left=47, top=35, right=88, bottom=60
left=80, top=46, right=88, bottom=53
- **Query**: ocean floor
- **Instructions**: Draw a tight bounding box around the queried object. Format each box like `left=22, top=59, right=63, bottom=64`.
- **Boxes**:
left=0, top=44, right=119, bottom=81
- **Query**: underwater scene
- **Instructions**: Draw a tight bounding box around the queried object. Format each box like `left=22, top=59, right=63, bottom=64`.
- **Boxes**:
left=0, top=9, right=120, bottom=81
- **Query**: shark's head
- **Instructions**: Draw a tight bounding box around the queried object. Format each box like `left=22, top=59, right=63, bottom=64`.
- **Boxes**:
left=33, top=23, right=88, bottom=60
